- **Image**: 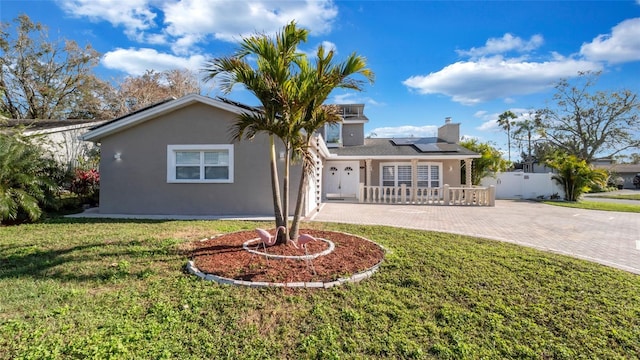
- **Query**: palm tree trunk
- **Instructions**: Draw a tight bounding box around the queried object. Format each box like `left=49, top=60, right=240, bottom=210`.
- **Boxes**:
left=279, top=145, right=291, bottom=245
left=269, top=136, right=285, bottom=229
left=290, top=162, right=309, bottom=242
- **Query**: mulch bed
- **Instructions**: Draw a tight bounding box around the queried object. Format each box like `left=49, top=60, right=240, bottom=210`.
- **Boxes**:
left=190, top=229, right=385, bottom=283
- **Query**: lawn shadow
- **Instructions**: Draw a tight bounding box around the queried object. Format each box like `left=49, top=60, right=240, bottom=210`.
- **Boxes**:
left=0, top=239, right=179, bottom=282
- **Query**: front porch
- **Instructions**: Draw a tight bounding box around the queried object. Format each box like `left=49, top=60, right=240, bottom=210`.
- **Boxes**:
left=352, top=158, right=495, bottom=206
left=359, top=184, right=496, bottom=206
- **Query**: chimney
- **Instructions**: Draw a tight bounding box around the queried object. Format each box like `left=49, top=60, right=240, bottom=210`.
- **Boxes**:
left=438, top=117, right=460, bottom=144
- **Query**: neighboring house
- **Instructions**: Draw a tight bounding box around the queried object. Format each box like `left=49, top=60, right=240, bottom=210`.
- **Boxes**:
left=593, top=161, right=640, bottom=189
left=2, top=119, right=106, bottom=167
left=81, top=94, right=490, bottom=217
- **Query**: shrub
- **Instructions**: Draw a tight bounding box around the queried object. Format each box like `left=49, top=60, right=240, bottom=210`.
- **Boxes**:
left=0, top=131, right=57, bottom=223
left=545, top=152, right=607, bottom=201
left=69, top=168, right=100, bottom=205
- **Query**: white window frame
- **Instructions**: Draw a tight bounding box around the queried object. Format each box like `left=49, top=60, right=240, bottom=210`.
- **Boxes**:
left=324, top=123, right=342, bottom=147
left=379, top=162, right=442, bottom=188
left=167, top=144, right=234, bottom=183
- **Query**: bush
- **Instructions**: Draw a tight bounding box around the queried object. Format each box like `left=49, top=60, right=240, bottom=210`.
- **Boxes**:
left=69, top=168, right=100, bottom=206
left=545, top=152, right=608, bottom=201
left=0, top=131, right=57, bottom=224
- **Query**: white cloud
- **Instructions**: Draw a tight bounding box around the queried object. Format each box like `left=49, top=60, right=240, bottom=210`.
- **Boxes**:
left=102, top=48, right=206, bottom=75
left=403, top=56, right=602, bottom=105
left=368, top=125, right=438, bottom=138
left=580, top=18, right=640, bottom=64
left=162, top=0, right=337, bottom=50
left=57, top=0, right=338, bottom=54
left=57, top=0, right=158, bottom=40
left=330, top=93, right=379, bottom=106
left=457, top=33, right=544, bottom=59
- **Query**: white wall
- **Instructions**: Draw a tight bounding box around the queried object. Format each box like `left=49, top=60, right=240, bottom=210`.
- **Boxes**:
left=481, top=172, right=565, bottom=200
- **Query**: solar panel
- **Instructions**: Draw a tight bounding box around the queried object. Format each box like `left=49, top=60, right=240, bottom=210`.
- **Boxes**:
left=390, top=137, right=460, bottom=153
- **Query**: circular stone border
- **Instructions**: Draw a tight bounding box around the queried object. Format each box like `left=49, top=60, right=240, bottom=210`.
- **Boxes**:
left=242, top=237, right=335, bottom=260
left=186, top=230, right=385, bottom=288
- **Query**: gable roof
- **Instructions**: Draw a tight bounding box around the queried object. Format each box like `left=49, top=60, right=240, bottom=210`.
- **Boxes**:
left=329, top=138, right=479, bottom=160
left=81, top=94, right=260, bottom=142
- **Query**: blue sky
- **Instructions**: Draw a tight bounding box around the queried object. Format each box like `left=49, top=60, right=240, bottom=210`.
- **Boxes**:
left=3, top=0, right=640, bottom=157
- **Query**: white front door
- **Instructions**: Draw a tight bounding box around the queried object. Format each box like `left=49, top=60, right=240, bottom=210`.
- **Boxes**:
left=323, top=161, right=359, bottom=198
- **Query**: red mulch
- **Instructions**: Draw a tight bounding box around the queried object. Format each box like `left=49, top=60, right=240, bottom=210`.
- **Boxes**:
left=190, top=229, right=385, bottom=283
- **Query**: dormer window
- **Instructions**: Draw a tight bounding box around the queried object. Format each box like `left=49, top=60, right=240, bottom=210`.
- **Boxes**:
left=324, top=123, right=342, bottom=148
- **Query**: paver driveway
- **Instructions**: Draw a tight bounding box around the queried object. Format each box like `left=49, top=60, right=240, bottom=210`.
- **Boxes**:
left=311, top=200, right=640, bottom=274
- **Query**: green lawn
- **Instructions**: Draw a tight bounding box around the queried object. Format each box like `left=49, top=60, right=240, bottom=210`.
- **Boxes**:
left=543, top=200, right=640, bottom=213
left=1, top=219, right=639, bottom=359
left=590, top=193, right=640, bottom=201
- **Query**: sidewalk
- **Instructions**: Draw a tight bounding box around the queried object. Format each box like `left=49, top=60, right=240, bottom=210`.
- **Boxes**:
left=310, top=200, right=640, bottom=274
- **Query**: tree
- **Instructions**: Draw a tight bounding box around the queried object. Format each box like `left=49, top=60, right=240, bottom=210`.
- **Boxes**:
left=0, top=14, right=109, bottom=119
left=497, top=110, right=517, bottom=162
left=110, top=69, right=201, bottom=116
left=545, top=152, right=607, bottom=201
left=459, top=139, right=510, bottom=185
left=203, top=22, right=307, bottom=244
left=204, top=22, right=373, bottom=244
left=0, top=130, right=57, bottom=223
left=536, top=71, right=640, bottom=163
left=512, top=111, right=544, bottom=172
left=288, top=46, right=373, bottom=241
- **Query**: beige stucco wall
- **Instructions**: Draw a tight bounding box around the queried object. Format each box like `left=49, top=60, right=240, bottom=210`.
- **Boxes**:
left=364, top=159, right=462, bottom=186
left=98, top=102, right=302, bottom=216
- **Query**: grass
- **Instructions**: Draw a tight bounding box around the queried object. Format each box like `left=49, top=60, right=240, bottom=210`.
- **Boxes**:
left=543, top=200, right=640, bottom=213
left=589, top=193, right=640, bottom=201
left=1, top=219, right=639, bottom=359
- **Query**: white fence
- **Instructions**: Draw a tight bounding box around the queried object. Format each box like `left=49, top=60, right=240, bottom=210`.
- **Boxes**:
left=358, top=184, right=495, bottom=206
left=481, top=172, right=564, bottom=200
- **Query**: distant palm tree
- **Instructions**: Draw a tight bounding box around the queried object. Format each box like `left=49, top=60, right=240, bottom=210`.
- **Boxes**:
left=0, top=132, right=56, bottom=223
left=497, top=110, right=517, bottom=162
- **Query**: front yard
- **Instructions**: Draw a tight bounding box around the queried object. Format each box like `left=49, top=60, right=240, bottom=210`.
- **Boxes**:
left=1, top=219, right=639, bottom=359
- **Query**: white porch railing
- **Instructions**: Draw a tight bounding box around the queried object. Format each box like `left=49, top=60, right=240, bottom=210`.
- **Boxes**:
left=358, top=184, right=495, bottom=206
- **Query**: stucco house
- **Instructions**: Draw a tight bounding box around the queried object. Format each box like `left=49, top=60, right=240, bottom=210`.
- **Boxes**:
left=593, top=161, right=640, bottom=189
left=81, top=94, right=491, bottom=217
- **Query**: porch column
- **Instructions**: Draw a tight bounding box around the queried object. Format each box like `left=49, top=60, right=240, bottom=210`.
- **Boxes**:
left=465, top=158, right=473, bottom=187
left=365, top=159, right=372, bottom=186
left=411, top=159, right=418, bottom=202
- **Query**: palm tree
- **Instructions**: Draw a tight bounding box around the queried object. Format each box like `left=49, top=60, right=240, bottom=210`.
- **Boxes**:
left=204, top=22, right=374, bottom=245
left=545, top=152, right=607, bottom=201
left=497, top=110, right=517, bottom=162
left=203, top=22, right=308, bottom=241
left=0, top=131, right=56, bottom=223
left=288, top=46, right=374, bottom=241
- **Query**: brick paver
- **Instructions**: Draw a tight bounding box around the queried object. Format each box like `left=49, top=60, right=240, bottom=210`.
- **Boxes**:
left=310, top=200, right=640, bottom=274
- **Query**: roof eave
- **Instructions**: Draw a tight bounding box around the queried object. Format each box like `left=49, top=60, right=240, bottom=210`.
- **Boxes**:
left=81, top=94, right=257, bottom=142
left=327, top=154, right=481, bottom=160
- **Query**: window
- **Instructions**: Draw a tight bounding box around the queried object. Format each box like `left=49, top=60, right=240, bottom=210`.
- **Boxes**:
left=381, top=163, right=441, bottom=188
left=167, top=145, right=233, bottom=183
left=324, top=123, right=342, bottom=147
left=417, top=164, right=441, bottom=188
left=382, top=165, right=395, bottom=186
